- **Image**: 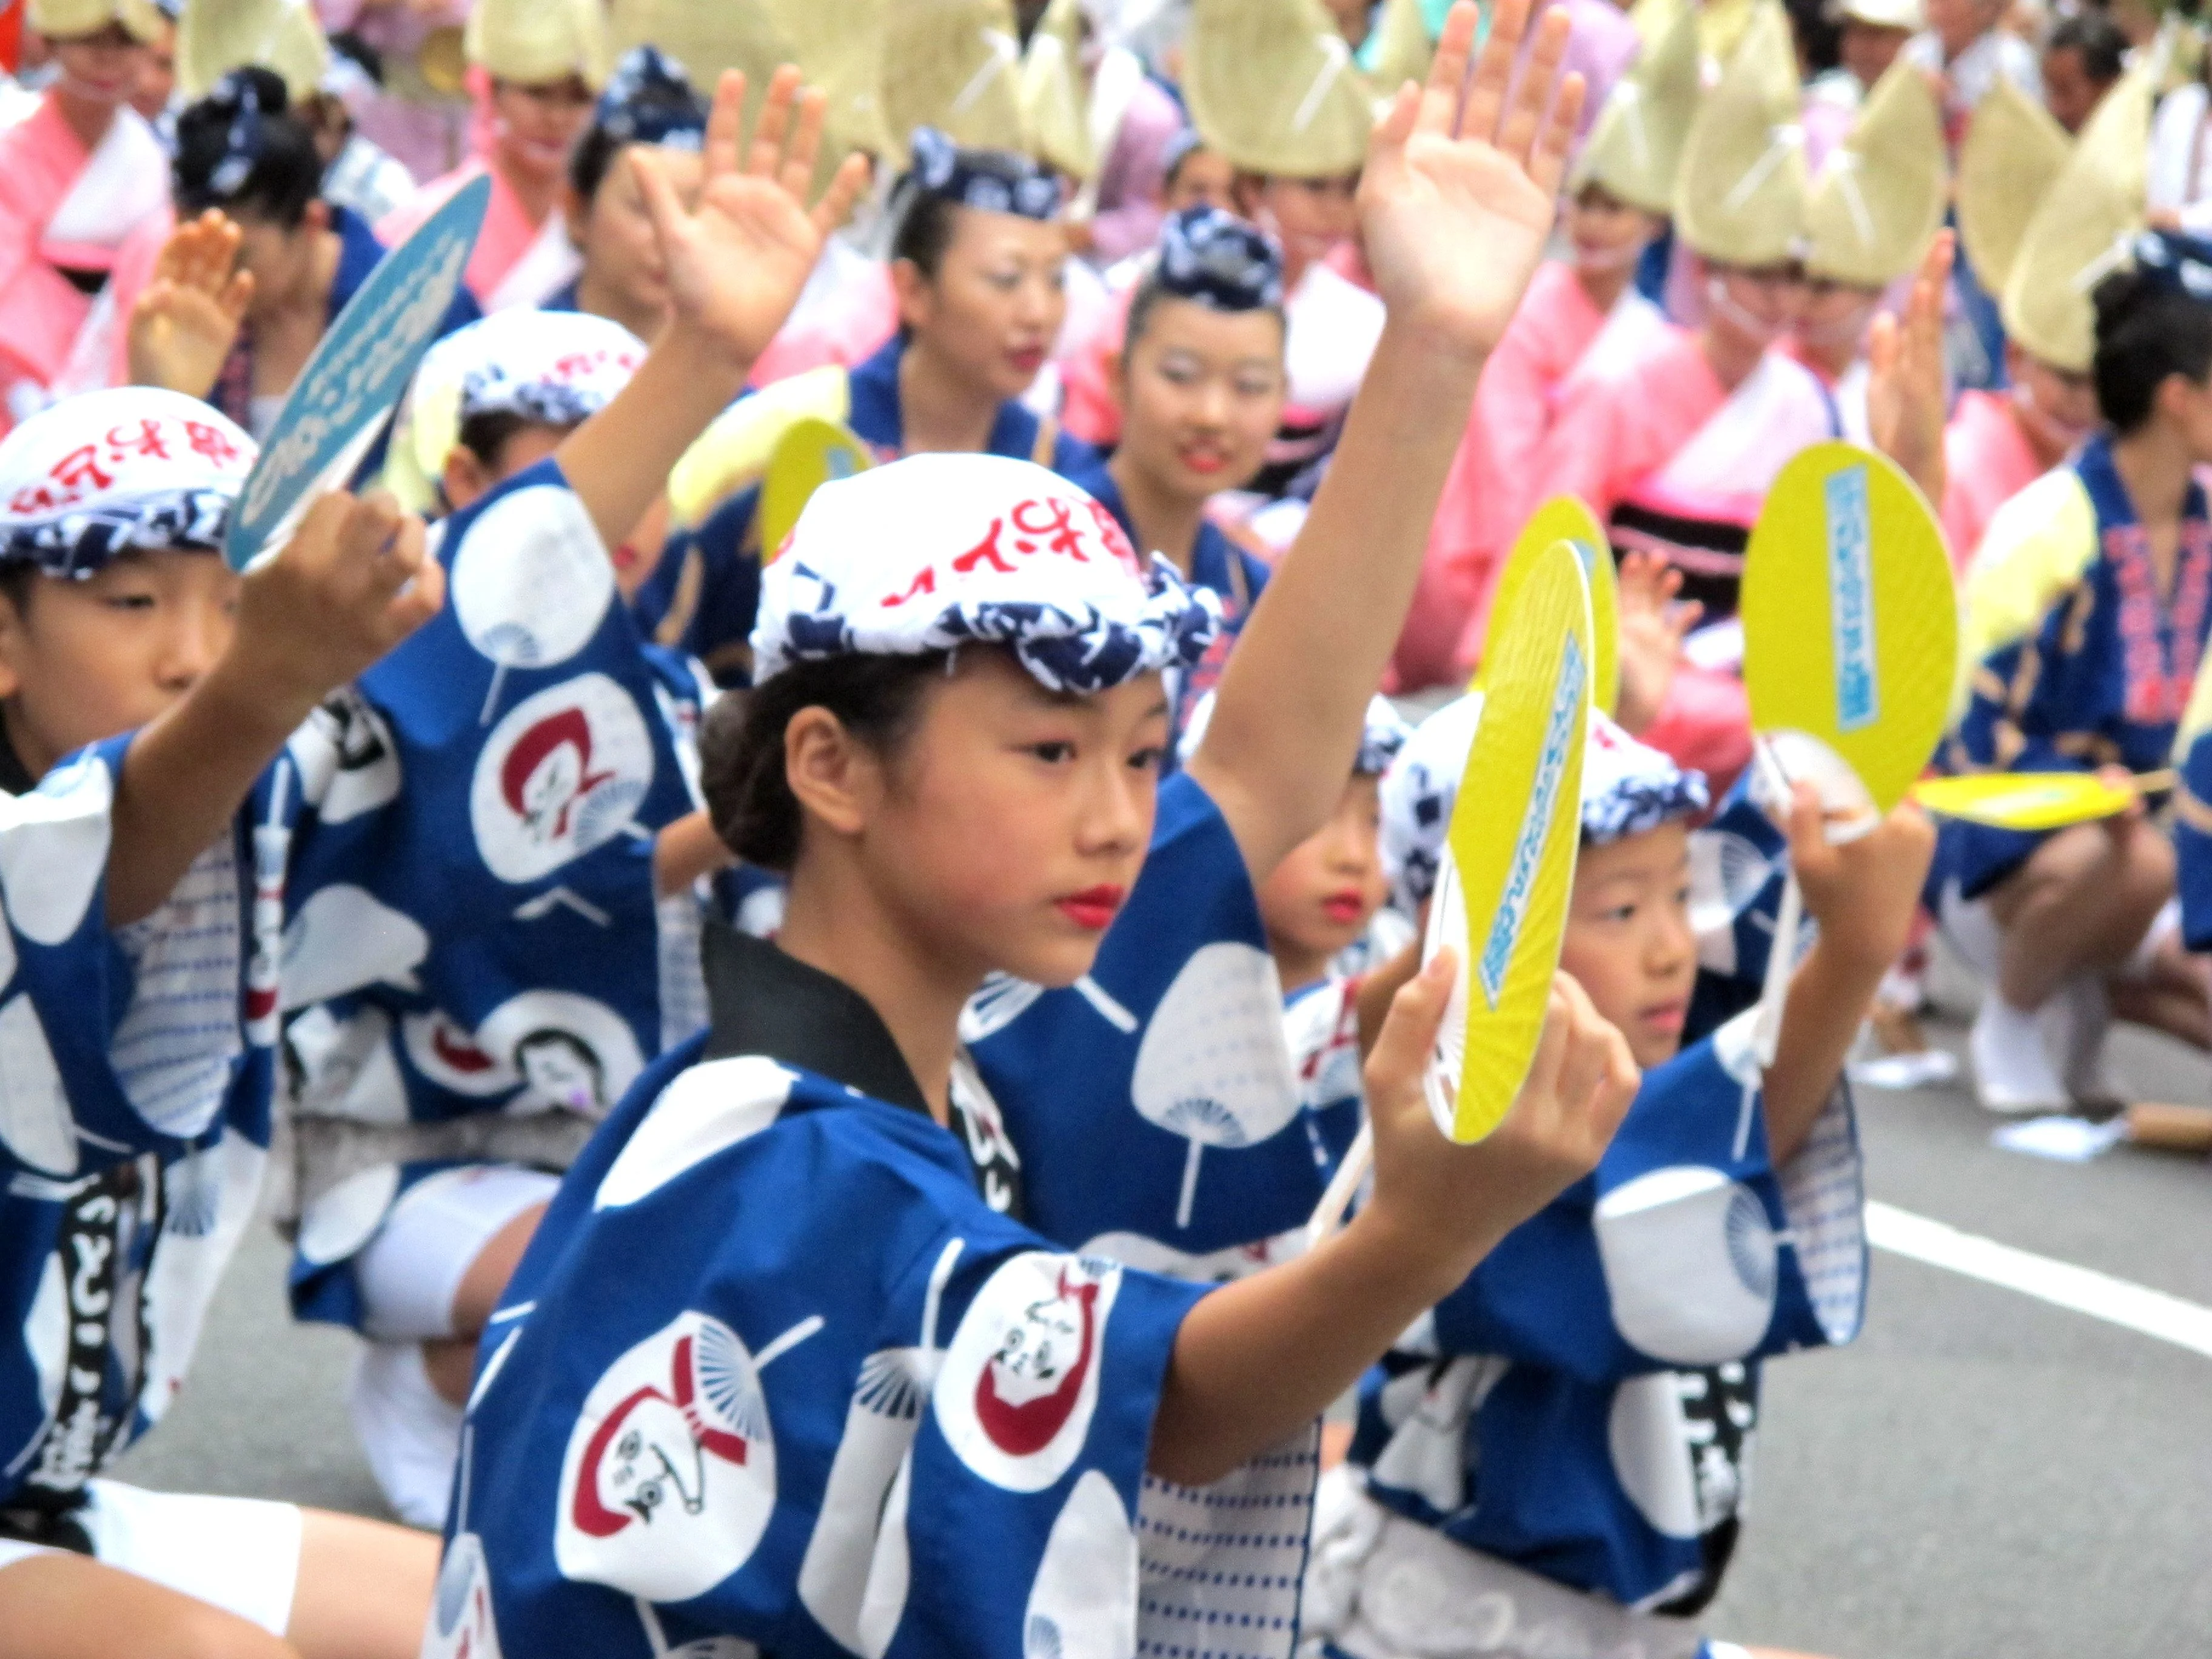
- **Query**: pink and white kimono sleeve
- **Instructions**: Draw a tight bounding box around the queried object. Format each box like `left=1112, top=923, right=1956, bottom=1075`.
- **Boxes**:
left=378, top=159, right=554, bottom=309
left=1401, top=262, right=1607, bottom=688
left=1940, top=388, right=2045, bottom=577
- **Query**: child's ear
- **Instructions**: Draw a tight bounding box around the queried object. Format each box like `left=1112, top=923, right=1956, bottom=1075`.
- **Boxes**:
left=890, top=258, right=932, bottom=333
left=1104, top=348, right=1126, bottom=415
left=783, top=706, right=881, bottom=840
left=0, top=586, right=30, bottom=702
left=442, top=447, right=493, bottom=512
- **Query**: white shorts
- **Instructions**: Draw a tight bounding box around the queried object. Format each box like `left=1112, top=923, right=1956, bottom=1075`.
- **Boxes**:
left=1305, top=1469, right=1722, bottom=1659
left=0, top=1480, right=301, bottom=1635
left=354, top=1163, right=560, bottom=1342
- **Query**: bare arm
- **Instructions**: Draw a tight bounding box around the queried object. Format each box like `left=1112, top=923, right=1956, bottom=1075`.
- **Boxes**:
left=555, top=66, right=868, bottom=558
left=107, top=493, right=443, bottom=925
left=1149, top=959, right=1637, bottom=1486
left=1762, top=788, right=1936, bottom=1164
left=1187, top=0, right=1586, bottom=879
left=1866, top=230, right=1954, bottom=512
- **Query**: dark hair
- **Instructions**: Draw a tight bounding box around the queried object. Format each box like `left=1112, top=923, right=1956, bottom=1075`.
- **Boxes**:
left=0, top=564, right=36, bottom=617
left=174, top=68, right=324, bottom=227
left=889, top=146, right=1051, bottom=280
left=453, top=409, right=585, bottom=472
left=699, top=653, right=950, bottom=870
left=569, top=93, right=705, bottom=204
left=2048, top=11, right=2127, bottom=82
left=2091, top=267, right=2212, bottom=433
left=1122, top=272, right=1287, bottom=358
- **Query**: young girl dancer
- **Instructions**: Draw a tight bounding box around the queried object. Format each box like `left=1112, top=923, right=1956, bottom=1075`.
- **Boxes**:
left=435, top=13, right=1643, bottom=1655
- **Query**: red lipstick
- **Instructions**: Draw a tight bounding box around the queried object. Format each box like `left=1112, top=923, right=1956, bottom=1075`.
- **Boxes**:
left=1057, top=885, right=1126, bottom=930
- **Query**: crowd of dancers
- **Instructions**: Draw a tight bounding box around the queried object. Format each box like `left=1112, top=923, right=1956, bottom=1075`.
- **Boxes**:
left=0, top=0, right=2205, bottom=1654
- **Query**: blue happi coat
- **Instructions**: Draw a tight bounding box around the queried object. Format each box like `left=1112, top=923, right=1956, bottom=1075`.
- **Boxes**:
left=435, top=923, right=1315, bottom=1659
left=0, top=739, right=282, bottom=1531
left=1934, top=433, right=2212, bottom=905
left=1349, top=1005, right=1867, bottom=1618
left=964, top=771, right=1336, bottom=1278
left=633, top=335, right=1103, bottom=683
left=279, top=455, right=712, bottom=1327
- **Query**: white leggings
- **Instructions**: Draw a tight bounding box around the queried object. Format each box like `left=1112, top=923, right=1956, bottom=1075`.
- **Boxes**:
left=352, top=1164, right=558, bottom=1342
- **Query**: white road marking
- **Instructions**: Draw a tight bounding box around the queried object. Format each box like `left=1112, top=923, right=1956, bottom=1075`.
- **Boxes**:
left=1866, top=1200, right=2212, bottom=1359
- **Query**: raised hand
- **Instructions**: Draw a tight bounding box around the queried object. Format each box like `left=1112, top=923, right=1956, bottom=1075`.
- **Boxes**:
left=1785, top=786, right=1935, bottom=972
left=1614, top=551, right=1700, bottom=734
left=127, top=209, right=255, bottom=400
left=1362, top=954, right=1638, bottom=1293
left=231, top=491, right=445, bottom=719
left=107, top=493, right=443, bottom=928
left=632, top=65, right=871, bottom=375
left=1867, top=229, right=1954, bottom=508
left=1358, top=0, right=1586, bottom=359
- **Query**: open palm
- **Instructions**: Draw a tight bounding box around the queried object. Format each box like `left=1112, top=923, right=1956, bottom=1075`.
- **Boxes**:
left=1359, top=0, right=1585, bottom=358
left=635, top=66, right=870, bottom=370
left=128, top=210, right=254, bottom=400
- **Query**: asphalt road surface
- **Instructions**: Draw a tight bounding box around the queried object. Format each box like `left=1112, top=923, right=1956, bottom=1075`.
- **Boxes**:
left=112, top=962, right=2212, bottom=1659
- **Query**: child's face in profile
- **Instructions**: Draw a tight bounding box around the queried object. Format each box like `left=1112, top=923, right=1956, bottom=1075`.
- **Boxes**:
left=1558, top=819, right=1697, bottom=1069
left=1256, top=773, right=1389, bottom=988
left=0, top=549, right=239, bottom=782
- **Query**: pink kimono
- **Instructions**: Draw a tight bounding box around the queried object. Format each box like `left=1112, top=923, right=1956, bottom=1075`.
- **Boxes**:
left=1398, top=261, right=1664, bottom=688
left=1529, top=324, right=1840, bottom=790
left=1940, top=387, right=2045, bottom=576
left=378, top=158, right=577, bottom=312
left=0, top=93, right=169, bottom=429
left=744, top=243, right=899, bottom=388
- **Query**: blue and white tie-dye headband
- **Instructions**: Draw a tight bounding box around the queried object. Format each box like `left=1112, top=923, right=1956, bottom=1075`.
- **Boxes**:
left=1379, top=697, right=1708, bottom=913
left=1156, top=206, right=1285, bottom=312
left=0, top=389, right=256, bottom=578
left=751, top=454, right=1218, bottom=694
left=590, top=45, right=706, bottom=151
left=905, top=126, right=1065, bottom=221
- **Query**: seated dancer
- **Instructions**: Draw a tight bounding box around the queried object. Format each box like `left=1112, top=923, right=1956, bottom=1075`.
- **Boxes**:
left=0, top=389, right=445, bottom=1657
left=635, top=127, right=1097, bottom=685
left=1413, top=0, right=1697, bottom=690
left=1079, top=206, right=1285, bottom=724
left=1937, top=231, right=2212, bottom=1113
left=271, top=249, right=762, bottom=1527
left=1530, top=0, right=1842, bottom=788
left=125, top=69, right=479, bottom=435
left=376, top=0, right=605, bottom=312
left=432, top=14, right=1637, bottom=1656
left=383, top=298, right=649, bottom=515
left=0, top=0, right=170, bottom=431
left=1184, top=0, right=1387, bottom=499
left=1786, top=59, right=1948, bottom=442
left=1929, top=77, right=2107, bottom=570
left=1310, top=698, right=1927, bottom=1659
left=541, top=45, right=706, bottom=344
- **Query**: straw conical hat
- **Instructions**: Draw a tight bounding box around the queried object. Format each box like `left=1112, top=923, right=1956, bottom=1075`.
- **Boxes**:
left=1674, top=0, right=1805, bottom=267
left=880, top=0, right=1028, bottom=167
left=764, top=0, right=895, bottom=160
left=2001, top=61, right=2153, bottom=372
left=1956, top=76, right=2070, bottom=297
left=465, top=0, right=611, bottom=89
left=1696, top=0, right=1756, bottom=69
left=176, top=0, right=329, bottom=104
left=1570, top=0, right=1700, bottom=215
left=1800, top=58, right=1946, bottom=286
left=28, top=0, right=167, bottom=43
left=1364, top=0, right=1434, bottom=94
left=1185, top=0, right=1376, bottom=179
left=1019, top=0, right=1095, bottom=178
